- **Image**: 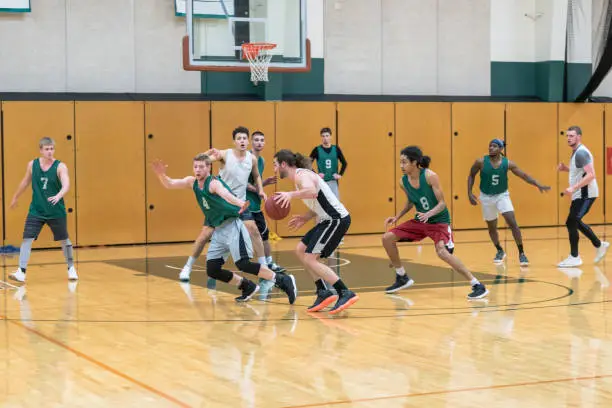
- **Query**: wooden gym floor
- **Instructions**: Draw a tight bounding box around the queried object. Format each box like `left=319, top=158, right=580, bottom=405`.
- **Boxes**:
left=1, top=226, right=612, bottom=407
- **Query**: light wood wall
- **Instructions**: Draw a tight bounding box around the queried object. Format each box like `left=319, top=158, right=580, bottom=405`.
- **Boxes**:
left=0, top=101, right=610, bottom=247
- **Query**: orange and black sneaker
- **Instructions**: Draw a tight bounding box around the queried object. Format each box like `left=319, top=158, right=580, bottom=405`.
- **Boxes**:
left=328, top=291, right=359, bottom=315
left=307, top=289, right=338, bottom=312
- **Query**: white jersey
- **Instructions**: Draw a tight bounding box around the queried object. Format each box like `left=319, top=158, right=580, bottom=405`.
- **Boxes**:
left=569, top=144, right=598, bottom=200
left=219, top=150, right=253, bottom=200
left=296, top=168, right=349, bottom=221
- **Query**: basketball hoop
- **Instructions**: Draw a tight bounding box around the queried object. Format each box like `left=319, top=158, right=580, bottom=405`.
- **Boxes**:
left=242, top=42, right=277, bottom=84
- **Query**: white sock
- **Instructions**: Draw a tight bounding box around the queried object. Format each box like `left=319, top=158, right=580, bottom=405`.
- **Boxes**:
left=185, top=256, right=196, bottom=269
left=266, top=256, right=273, bottom=264
left=396, top=267, right=406, bottom=276
left=470, top=278, right=480, bottom=286
left=258, top=257, right=267, bottom=266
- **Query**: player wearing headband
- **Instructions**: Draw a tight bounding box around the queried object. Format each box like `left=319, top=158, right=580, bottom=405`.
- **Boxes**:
left=467, top=139, right=551, bottom=266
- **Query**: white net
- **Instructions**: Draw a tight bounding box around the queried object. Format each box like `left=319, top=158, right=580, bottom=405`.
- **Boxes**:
left=242, top=43, right=276, bottom=84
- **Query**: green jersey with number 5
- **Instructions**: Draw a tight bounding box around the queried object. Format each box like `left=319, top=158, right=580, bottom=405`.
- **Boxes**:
left=479, top=156, right=508, bottom=195
left=29, top=159, right=66, bottom=220
left=402, top=169, right=450, bottom=225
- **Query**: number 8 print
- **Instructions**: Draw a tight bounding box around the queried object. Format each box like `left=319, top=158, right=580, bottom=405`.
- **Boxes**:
left=420, top=197, right=430, bottom=210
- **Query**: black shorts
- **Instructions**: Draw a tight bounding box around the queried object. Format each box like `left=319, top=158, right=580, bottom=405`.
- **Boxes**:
left=23, top=215, right=69, bottom=241
left=252, top=211, right=269, bottom=241
left=239, top=210, right=254, bottom=222
left=302, top=215, right=351, bottom=258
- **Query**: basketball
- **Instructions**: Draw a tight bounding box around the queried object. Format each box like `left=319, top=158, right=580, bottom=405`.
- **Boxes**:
left=265, top=197, right=291, bottom=220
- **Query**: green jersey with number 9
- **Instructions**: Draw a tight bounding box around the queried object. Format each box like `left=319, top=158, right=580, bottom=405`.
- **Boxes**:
left=29, top=158, right=66, bottom=220
left=402, top=169, right=450, bottom=225
left=316, top=145, right=338, bottom=182
left=479, top=156, right=508, bottom=195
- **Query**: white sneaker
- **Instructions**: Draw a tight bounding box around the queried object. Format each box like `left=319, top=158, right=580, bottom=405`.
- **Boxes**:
left=594, top=241, right=610, bottom=264
left=9, top=269, right=26, bottom=283
left=179, top=266, right=191, bottom=282
left=557, top=255, right=583, bottom=268
left=68, top=266, right=78, bottom=281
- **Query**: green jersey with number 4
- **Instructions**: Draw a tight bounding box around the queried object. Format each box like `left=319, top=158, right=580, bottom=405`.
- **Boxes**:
left=402, top=169, right=450, bottom=225
left=193, top=176, right=241, bottom=227
left=29, top=159, right=66, bottom=220
left=479, top=156, right=508, bottom=195
left=316, top=145, right=338, bottom=182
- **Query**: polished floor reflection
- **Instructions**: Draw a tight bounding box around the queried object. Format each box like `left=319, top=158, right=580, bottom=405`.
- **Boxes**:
left=1, top=226, right=612, bottom=407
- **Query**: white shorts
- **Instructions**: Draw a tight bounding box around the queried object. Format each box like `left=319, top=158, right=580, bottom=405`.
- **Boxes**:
left=206, top=218, right=253, bottom=262
left=480, top=191, right=514, bottom=221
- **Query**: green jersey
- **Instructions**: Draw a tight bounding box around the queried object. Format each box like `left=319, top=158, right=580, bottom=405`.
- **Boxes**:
left=480, top=156, right=509, bottom=195
left=246, top=155, right=264, bottom=212
left=316, top=145, right=338, bottom=182
left=402, top=169, right=451, bottom=225
left=193, top=176, right=241, bottom=227
left=29, top=159, right=66, bottom=220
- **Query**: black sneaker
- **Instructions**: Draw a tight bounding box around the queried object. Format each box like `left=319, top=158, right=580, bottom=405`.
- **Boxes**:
left=467, top=283, right=489, bottom=300
left=236, top=279, right=259, bottom=302
left=329, top=290, right=359, bottom=315
left=268, top=262, right=286, bottom=273
left=493, top=250, right=506, bottom=264
left=385, top=274, right=414, bottom=294
left=307, top=289, right=338, bottom=312
left=274, top=272, right=297, bottom=304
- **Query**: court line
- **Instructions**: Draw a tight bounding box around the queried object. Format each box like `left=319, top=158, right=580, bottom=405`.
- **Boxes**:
left=3, top=290, right=587, bottom=324
left=1, top=314, right=192, bottom=408
left=281, top=372, right=612, bottom=408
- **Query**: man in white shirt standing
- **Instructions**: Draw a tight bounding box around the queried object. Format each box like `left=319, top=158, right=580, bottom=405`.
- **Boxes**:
left=557, top=125, right=609, bottom=267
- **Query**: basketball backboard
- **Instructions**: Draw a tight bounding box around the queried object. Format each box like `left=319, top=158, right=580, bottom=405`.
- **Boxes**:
left=181, top=0, right=310, bottom=72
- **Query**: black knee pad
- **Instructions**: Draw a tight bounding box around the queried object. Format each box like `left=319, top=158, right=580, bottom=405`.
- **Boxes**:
left=206, top=258, right=233, bottom=283
left=261, top=228, right=269, bottom=242
left=235, top=258, right=262, bottom=276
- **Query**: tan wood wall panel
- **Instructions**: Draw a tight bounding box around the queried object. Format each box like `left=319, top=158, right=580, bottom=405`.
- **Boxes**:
left=558, top=104, right=605, bottom=225
left=395, top=103, right=452, bottom=222
left=210, top=102, right=277, bottom=233
left=451, top=103, right=506, bottom=230
left=505, top=103, right=559, bottom=227
left=274, top=102, right=337, bottom=237
left=145, top=102, right=211, bottom=243
left=75, top=102, right=146, bottom=246
left=337, top=102, right=395, bottom=234
left=2, top=102, right=76, bottom=248
left=606, top=105, right=612, bottom=223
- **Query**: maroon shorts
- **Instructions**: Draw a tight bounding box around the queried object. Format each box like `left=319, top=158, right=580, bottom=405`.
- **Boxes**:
left=390, top=219, right=455, bottom=249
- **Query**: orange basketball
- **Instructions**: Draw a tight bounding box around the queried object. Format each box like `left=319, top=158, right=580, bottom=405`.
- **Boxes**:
left=265, top=197, right=291, bottom=220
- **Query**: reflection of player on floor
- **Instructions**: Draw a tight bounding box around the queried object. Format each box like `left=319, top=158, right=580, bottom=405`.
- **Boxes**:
left=9, top=137, right=78, bottom=283
left=151, top=154, right=297, bottom=303
left=382, top=146, right=489, bottom=300
left=557, top=126, right=609, bottom=267
left=247, top=131, right=285, bottom=273
left=468, top=139, right=550, bottom=266
left=273, top=149, right=358, bottom=314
